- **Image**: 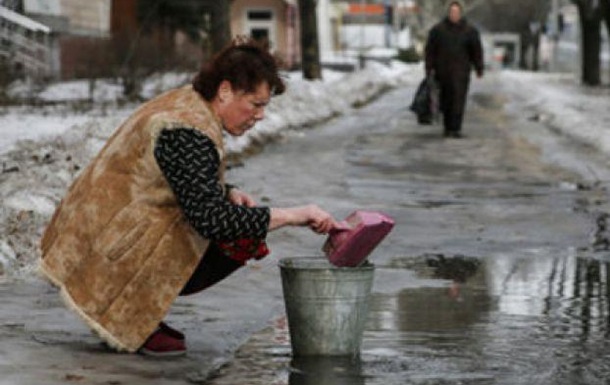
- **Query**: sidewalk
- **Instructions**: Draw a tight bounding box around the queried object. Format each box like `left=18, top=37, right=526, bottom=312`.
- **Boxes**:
left=0, top=62, right=419, bottom=385
left=0, top=257, right=283, bottom=384
left=0, top=78, right=419, bottom=385
left=2, top=70, right=610, bottom=384
left=0, top=131, right=403, bottom=385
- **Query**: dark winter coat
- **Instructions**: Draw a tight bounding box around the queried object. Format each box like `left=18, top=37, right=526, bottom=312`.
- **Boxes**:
left=425, top=17, right=484, bottom=116
left=425, top=17, right=484, bottom=81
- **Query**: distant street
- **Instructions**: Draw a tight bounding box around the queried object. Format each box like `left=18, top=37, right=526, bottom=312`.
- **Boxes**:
left=2, top=73, right=610, bottom=384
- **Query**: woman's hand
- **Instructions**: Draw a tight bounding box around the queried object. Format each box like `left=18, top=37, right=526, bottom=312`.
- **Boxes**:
left=269, top=205, right=340, bottom=234
left=227, top=188, right=257, bottom=207
left=303, top=205, right=338, bottom=234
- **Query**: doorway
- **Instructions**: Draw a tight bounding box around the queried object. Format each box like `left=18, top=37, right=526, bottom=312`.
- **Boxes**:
left=246, top=8, right=275, bottom=50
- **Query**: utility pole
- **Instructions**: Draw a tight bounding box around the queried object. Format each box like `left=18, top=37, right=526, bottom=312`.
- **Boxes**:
left=384, top=0, right=391, bottom=47
left=463, top=0, right=487, bottom=15
left=550, top=0, right=559, bottom=71
left=359, top=0, right=365, bottom=68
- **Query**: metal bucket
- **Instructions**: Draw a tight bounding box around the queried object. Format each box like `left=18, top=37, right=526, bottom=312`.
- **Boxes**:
left=289, top=355, right=364, bottom=385
left=279, top=257, right=375, bottom=356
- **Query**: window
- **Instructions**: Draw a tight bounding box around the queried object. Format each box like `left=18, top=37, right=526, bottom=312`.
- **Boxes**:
left=248, top=10, right=273, bottom=21
left=251, top=28, right=269, bottom=42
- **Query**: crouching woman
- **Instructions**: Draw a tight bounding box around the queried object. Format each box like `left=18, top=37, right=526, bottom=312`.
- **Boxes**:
left=39, top=39, right=338, bottom=356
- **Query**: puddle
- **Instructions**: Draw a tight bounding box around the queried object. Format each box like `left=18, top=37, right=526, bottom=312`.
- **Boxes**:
left=203, top=252, right=610, bottom=385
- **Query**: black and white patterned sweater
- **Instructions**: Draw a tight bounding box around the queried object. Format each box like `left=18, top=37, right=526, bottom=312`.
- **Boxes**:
left=154, top=128, right=270, bottom=241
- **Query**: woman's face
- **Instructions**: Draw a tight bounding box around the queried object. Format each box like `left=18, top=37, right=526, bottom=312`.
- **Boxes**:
left=218, top=81, right=270, bottom=136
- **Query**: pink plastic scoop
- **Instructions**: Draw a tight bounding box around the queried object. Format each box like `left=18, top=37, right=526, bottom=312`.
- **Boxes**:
left=322, top=210, right=395, bottom=267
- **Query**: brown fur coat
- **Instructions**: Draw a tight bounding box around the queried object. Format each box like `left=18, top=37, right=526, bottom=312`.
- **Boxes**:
left=40, top=85, right=225, bottom=352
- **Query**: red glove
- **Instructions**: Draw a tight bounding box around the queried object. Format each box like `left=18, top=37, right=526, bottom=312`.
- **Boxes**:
left=216, top=239, right=270, bottom=265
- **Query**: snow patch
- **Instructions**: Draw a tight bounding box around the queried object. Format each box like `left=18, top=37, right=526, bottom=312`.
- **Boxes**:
left=499, top=70, right=610, bottom=158
left=4, top=192, right=57, bottom=216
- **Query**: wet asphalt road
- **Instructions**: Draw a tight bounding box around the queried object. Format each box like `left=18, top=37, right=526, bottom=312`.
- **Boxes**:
left=206, top=73, right=610, bottom=385
left=2, top=73, right=610, bottom=384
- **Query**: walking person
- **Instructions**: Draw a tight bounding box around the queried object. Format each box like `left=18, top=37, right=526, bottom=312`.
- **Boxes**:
left=39, top=38, right=339, bottom=357
left=425, top=1, right=484, bottom=138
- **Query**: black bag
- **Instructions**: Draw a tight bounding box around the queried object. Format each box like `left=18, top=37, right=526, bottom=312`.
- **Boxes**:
left=410, top=77, right=439, bottom=125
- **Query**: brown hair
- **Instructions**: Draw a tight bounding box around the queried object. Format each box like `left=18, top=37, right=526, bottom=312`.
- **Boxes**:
left=448, top=1, right=463, bottom=11
left=193, top=38, right=286, bottom=101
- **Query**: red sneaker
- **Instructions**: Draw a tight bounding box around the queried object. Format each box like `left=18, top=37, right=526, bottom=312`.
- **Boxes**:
left=139, top=325, right=186, bottom=357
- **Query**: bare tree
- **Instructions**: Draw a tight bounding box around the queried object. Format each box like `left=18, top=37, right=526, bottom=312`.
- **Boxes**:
left=605, top=0, right=610, bottom=32
left=113, top=0, right=232, bottom=99
left=467, top=0, right=549, bottom=70
left=138, top=0, right=231, bottom=55
left=299, top=0, right=322, bottom=80
left=603, top=0, right=610, bottom=80
left=0, top=58, right=14, bottom=103
left=411, top=0, right=447, bottom=41
left=208, top=1, right=231, bottom=54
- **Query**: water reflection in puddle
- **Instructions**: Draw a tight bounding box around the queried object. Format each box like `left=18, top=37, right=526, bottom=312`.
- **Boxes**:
left=206, top=252, right=610, bottom=385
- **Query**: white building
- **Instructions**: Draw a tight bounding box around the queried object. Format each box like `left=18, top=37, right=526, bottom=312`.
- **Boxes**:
left=0, top=4, right=53, bottom=78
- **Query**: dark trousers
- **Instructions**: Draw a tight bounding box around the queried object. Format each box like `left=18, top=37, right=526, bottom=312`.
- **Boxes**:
left=443, top=111, right=464, bottom=134
left=179, top=243, right=243, bottom=296
left=438, top=76, right=470, bottom=135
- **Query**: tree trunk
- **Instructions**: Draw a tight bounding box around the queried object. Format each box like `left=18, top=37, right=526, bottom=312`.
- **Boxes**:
left=604, top=0, right=610, bottom=81
left=210, top=0, right=232, bottom=54
left=580, top=21, right=602, bottom=86
left=531, top=32, right=541, bottom=71
left=519, top=29, right=533, bottom=69
left=575, top=1, right=602, bottom=85
left=299, top=0, right=322, bottom=80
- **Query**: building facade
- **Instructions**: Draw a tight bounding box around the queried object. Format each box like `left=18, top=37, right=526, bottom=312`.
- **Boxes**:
left=230, top=0, right=300, bottom=68
left=0, top=4, right=53, bottom=78
left=3, top=0, right=390, bottom=80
